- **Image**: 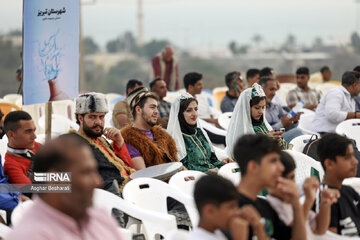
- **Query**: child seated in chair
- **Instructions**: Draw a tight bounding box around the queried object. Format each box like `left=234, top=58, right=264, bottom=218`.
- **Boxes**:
left=266, top=151, right=340, bottom=239
left=188, top=174, right=264, bottom=240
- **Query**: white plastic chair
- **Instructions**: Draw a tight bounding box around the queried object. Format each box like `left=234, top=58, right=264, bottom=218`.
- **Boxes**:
left=218, top=162, right=241, bottom=186
left=0, top=135, right=8, bottom=165
left=299, top=112, right=318, bottom=135
left=3, top=94, right=22, bottom=105
left=167, top=229, right=190, bottom=240
left=169, top=170, right=206, bottom=196
left=0, top=223, right=11, bottom=238
left=343, top=177, right=360, bottom=195
left=278, top=83, right=296, bottom=102
left=336, top=119, right=360, bottom=149
left=122, top=177, right=199, bottom=227
left=198, top=119, right=226, bottom=137
left=93, top=188, right=177, bottom=240
left=313, top=230, right=360, bottom=240
left=284, top=150, right=324, bottom=186
left=38, top=114, right=79, bottom=135
left=11, top=200, right=34, bottom=227
left=315, top=83, right=338, bottom=96
left=52, top=100, right=76, bottom=121
left=218, top=112, right=232, bottom=130
left=289, top=134, right=314, bottom=152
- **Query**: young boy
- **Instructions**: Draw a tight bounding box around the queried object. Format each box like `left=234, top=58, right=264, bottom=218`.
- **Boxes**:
left=233, top=134, right=306, bottom=240
left=316, top=133, right=360, bottom=237
left=267, top=151, right=340, bottom=239
left=188, top=174, right=262, bottom=240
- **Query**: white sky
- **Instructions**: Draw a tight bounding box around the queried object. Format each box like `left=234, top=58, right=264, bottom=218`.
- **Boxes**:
left=0, top=0, right=359, bottom=49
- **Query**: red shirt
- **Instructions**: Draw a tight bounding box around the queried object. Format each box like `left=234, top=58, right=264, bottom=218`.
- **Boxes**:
left=4, top=142, right=42, bottom=184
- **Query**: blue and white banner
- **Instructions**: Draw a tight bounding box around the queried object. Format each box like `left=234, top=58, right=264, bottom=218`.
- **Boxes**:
left=23, top=0, right=79, bottom=105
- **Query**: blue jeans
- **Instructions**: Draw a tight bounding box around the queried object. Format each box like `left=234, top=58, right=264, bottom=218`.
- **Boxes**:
left=282, top=128, right=303, bottom=144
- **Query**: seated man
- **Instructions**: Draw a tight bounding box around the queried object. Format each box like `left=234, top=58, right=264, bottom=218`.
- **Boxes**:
left=234, top=134, right=306, bottom=240
left=72, top=92, right=135, bottom=193
left=316, top=133, right=360, bottom=237
left=184, top=72, right=225, bottom=145
left=259, top=77, right=303, bottom=143
left=220, top=71, right=245, bottom=113
left=260, top=67, right=287, bottom=107
left=312, top=71, right=360, bottom=134
left=150, top=78, right=171, bottom=128
left=246, top=68, right=260, bottom=88
left=126, top=79, right=143, bottom=96
left=6, top=134, right=122, bottom=240
left=122, top=87, right=178, bottom=170
left=352, top=66, right=360, bottom=111
left=4, top=111, right=40, bottom=185
left=286, top=67, right=321, bottom=110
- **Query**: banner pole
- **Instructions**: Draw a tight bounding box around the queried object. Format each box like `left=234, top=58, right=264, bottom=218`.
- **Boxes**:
left=45, top=102, right=52, bottom=143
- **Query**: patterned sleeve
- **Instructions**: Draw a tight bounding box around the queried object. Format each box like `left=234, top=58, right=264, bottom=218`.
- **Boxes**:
left=286, top=90, right=298, bottom=106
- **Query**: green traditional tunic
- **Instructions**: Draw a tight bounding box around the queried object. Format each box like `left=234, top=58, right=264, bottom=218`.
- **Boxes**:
left=181, top=128, right=222, bottom=172
left=253, top=122, right=288, bottom=150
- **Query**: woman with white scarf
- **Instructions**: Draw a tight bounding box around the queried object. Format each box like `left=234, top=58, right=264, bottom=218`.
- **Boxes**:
left=167, top=93, right=231, bottom=172
left=226, top=83, right=287, bottom=159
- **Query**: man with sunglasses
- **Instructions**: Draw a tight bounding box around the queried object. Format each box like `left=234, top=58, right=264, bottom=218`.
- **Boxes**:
left=220, top=71, right=245, bottom=113
left=286, top=67, right=321, bottom=110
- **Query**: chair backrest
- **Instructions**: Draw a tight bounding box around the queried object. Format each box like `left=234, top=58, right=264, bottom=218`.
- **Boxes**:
left=289, top=134, right=314, bottom=152
left=299, top=113, right=318, bottom=135
left=11, top=200, right=34, bottom=227
left=336, top=119, right=360, bottom=149
left=278, top=83, right=296, bottom=102
left=313, top=230, right=360, bottom=240
left=0, top=136, right=8, bottom=165
left=38, top=114, right=79, bottom=134
left=218, top=112, right=232, bottom=130
left=198, top=119, right=226, bottom=136
left=3, top=94, right=22, bottom=105
left=284, top=150, right=324, bottom=186
left=0, top=102, right=21, bottom=119
left=93, top=188, right=177, bottom=240
left=315, top=83, right=338, bottom=95
left=218, top=162, right=241, bottom=186
left=0, top=223, right=11, bottom=238
left=169, top=170, right=206, bottom=196
left=122, top=177, right=199, bottom=226
left=343, top=177, right=360, bottom=195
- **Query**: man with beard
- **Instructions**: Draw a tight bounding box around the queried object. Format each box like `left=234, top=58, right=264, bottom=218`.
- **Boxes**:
left=121, top=87, right=178, bottom=170
left=72, top=92, right=135, bottom=193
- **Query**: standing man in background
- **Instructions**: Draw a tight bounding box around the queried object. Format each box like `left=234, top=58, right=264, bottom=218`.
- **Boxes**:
left=152, top=45, right=179, bottom=91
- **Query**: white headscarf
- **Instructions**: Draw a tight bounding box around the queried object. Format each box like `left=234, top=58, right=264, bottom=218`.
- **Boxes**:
left=225, top=83, right=273, bottom=158
left=167, top=93, right=215, bottom=161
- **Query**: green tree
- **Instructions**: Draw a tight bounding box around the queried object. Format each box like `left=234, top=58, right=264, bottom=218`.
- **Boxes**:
left=83, top=37, right=99, bottom=55
left=138, top=39, right=170, bottom=60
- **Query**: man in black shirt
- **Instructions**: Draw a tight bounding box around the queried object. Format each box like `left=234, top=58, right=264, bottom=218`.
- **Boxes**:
left=317, top=133, right=360, bottom=237
left=233, top=134, right=306, bottom=240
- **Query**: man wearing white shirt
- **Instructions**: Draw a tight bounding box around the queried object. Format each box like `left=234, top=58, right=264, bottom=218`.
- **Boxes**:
left=312, top=71, right=360, bottom=134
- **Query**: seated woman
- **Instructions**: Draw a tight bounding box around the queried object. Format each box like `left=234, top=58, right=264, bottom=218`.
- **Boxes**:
left=112, top=100, right=133, bottom=129
left=167, top=93, right=231, bottom=172
left=226, top=83, right=287, bottom=158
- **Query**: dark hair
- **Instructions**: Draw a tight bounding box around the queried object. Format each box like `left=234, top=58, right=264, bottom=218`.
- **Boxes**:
left=353, top=66, right=360, bottom=73
left=33, top=133, right=89, bottom=174
left=180, top=98, right=198, bottom=113
left=317, top=133, right=353, bottom=170
left=132, top=93, right=158, bottom=120
left=246, top=68, right=260, bottom=80
left=225, top=71, right=241, bottom=88
left=233, top=134, right=281, bottom=175
left=280, top=151, right=296, bottom=177
left=320, top=66, right=330, bottom=73
left=149, top=78, right=163, bottom=91
left=258, top=77, right=276, bottom=88
left=183, top=72, right=202, bottom=90
left=341, top=71, right=360, bottom=87
left=4, top=111, right=32, bottom=134
left=296, top=67, right=310, bottom=76
left=126, top=79, right=143, bottom=94
left=250, top=96, right=266, bottom=107
left=194, top=175, right=238, bottom=215
left=259, top=67, right=274, bottom=78
left=75, top=114, right=85, bottom=125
